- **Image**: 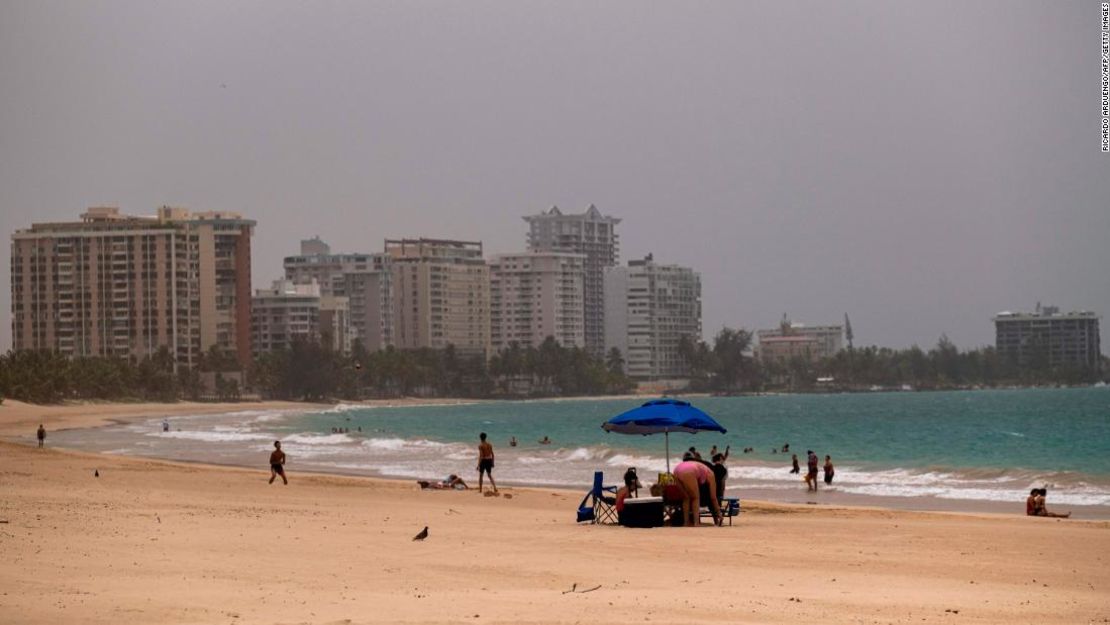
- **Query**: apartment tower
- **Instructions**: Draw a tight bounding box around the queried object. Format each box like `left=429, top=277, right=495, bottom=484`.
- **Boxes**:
left=994, top=305, right=1101, bottom=371
left=604, top=254, right=702, bottom=380
left=10, top=207, right=254, bottom=369
left=523, top=205, right=620, bottom=358
left=489, top=252, right=585, bottom=351
left=385, top=238, right=490, bottom=358
left=283, top=237, right=393, bottom=351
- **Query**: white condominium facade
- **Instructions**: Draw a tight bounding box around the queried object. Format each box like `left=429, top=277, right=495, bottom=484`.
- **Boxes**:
left=490, top=252, right=585, bottom=351
left=604, top=254, right=702, bottom=380
left=523, top=205, right=620, bottom=358
left=385, top=238, right=490, bottom=359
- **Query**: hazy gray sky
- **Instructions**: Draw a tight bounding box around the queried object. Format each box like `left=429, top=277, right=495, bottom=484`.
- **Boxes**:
left=2, top=1, right=1107, bottom=352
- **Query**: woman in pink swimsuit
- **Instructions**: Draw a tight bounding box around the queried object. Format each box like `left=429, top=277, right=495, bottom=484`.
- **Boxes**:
left=673, top=452, right=722, bottom=526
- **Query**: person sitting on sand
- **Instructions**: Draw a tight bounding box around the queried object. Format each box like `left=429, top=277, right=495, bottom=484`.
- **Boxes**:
left=269, top=441, right=287, bottom=485
left=790, top=454, right=800, bottom=474
left=1034, top=488, right=1070, bottom=518
left=823, top=455, right=835, bottom=485
left=673, top=452, right=722, bottom=527
left=1026, top=488, right=1040, bottom=516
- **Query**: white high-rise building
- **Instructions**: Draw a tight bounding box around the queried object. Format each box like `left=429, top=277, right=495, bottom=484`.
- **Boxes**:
left=251, top=279, right=322, bottom=355
left=523, top=205, right=620, bottom=357
left=604, top=254, right=702, bottom=380
left=490, top=252, right=585, bottom=351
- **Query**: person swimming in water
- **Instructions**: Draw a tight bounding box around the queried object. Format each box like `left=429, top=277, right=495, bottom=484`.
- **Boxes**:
left=538, top=436, right=552, bottom=445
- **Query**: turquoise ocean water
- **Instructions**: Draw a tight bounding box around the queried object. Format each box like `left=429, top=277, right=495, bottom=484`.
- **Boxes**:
left=48, top=387, right=1110, bottom=510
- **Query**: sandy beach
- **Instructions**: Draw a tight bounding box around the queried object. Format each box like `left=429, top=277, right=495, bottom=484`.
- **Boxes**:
left=0, top=403, right=1107, bottom=624
left=0, top=397, right=488, bottom=438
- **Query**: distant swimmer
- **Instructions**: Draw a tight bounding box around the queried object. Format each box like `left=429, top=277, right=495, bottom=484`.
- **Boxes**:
left=509, top=436, right=517, bottom=447
left=823, top=455, right=835, bottom=485
left=269, top=441, right=287, bottom=485
left=36, top=424, right=46, bottom=448
left=539, top=436, right=552, bottom=445
left=477, top=432, right=497, bottom=494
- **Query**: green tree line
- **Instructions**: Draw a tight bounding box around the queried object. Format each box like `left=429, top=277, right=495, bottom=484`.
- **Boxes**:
left=251, top=336, right=634, bottom=401
left=679, top=329, right=1107, bottom=393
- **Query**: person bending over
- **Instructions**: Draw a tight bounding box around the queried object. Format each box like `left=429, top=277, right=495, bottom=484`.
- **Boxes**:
left=673, top=452, right=721, bottom=527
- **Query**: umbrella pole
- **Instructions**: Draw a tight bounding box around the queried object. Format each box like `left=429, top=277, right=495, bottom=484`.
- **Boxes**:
left=665, top=431, right=670, bottom=473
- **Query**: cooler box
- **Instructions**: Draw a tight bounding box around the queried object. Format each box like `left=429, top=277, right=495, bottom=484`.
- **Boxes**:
left=619, top=496, right=664, bottom=528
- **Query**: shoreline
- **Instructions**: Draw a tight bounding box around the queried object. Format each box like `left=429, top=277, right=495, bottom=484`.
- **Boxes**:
left=5, top=397, right=1108, bottom=521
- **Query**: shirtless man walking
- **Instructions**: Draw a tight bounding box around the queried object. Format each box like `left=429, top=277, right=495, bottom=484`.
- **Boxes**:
left=477, top=432, right=497, bottom=494
left=269, top=441, right=287, bottom=485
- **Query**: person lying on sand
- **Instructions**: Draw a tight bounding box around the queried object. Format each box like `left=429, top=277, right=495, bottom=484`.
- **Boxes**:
left=418, top=474, right=469, bottom=490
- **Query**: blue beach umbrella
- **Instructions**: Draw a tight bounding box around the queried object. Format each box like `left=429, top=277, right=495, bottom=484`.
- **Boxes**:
left=601, top=398, right=727, bottom=472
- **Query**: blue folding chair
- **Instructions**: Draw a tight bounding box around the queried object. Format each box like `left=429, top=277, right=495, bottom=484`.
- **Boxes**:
left=576, top=471, right=618, bottom=524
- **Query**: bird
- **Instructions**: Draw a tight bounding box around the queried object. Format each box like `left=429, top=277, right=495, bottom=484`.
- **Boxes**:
left=94, top=469, right=99, bottom=478
left=412, top=526, right=428, bottom=541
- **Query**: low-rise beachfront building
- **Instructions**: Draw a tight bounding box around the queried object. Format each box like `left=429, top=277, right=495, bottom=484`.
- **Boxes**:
left=756, top=334, right=822, bottom=365
left=756, top=317, right=843, bottom=363
left=489, top=252, right=585, bottom=351
left=603, top=254, right=702, bottom=380
left=283, top=237, right=393, bottom=351
left=385, top=238, right=491, bottom=359
left=251, top=279, right=324, bottom=355
left=10, top=206, right=255, bottom=370
left=994, top=305, right=1101, bottom=371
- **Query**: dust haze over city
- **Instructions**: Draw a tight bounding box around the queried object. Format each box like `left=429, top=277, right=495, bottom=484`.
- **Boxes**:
left=1, top=1, right=1107, bottom=353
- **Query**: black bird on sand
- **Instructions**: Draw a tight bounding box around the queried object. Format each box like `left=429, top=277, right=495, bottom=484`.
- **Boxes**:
left=412, top=526, right=428, bottom=541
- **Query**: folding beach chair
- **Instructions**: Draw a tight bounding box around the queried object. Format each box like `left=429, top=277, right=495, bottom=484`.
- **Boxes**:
left=700, top=498, right=741, bottom=526
left=576, top=471, right=618, bottom=524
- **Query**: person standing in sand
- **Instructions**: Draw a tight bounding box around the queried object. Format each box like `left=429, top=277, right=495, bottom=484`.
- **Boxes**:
left=269, top=441, right=287, bottom=485
left=36, top=424, right=46, bottom=448
left=477, top=432, right=497, bottom=494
